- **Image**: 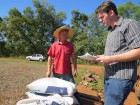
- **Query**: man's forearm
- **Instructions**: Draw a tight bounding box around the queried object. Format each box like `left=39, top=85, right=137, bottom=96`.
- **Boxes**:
left=47, top=56, right=52, bottom=72
left=111, top=48, right=140, bottom=62
left=72, top=55, right=77, bottom=70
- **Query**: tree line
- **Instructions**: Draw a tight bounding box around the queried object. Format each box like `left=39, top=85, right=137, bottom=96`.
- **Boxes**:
left=0, top=1, right=140, bottom=58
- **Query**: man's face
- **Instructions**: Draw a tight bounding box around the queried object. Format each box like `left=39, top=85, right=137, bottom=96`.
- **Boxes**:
left=97, top=11, right=111, bottom=27
left=59, top=29, right=68, bottom=40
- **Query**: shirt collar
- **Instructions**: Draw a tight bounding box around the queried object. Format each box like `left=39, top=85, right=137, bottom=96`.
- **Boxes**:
left=108, top=16, right=124, bottom=31
left=116, top=16, right=123, bottom=26
left=58, top=40, right=68, bottom=45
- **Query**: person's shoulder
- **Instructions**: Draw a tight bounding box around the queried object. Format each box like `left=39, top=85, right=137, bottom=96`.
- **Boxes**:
left=67, top=41, right=74, bottom=45
left=52, top=41, right=59, bottom=45
left=50, top=41, right=59, bottom=48
left=123, top=18, right=138, bottom=24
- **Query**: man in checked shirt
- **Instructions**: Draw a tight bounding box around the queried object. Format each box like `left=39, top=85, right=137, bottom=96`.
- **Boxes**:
left=95, top=1, right=140, bottom=105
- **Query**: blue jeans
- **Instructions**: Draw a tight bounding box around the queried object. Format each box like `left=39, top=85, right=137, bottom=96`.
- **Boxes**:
left=104, top=78, right=135, bottom=105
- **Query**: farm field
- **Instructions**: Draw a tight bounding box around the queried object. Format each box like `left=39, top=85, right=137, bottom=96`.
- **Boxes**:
left=0, top=58, right=139, bottom=105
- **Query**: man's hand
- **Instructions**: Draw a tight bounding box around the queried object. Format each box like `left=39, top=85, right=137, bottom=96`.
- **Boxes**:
left=46, top=70, right=51, bottom=77
left=96, top=55, right=111, bottom=65
left=73, top=70, right=78, bottom=77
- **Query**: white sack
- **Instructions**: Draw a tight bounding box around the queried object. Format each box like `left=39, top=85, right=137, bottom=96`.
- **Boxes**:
left=16, top=99, right=38, bottom=105
left=25, top=92, right=69, bottom=105
left=26, top=92, right=79, bottom=105
left=26, top=77, right=77, bottom=96
left=16, top=97, right=67, bottom=105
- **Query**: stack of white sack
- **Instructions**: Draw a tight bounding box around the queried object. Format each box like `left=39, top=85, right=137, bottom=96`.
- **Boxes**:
left=16, top=94, right=70, bottom=105
left=16, top=77, right=79, bottom=105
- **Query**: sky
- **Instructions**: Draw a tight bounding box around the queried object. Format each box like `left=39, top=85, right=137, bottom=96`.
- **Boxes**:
left=0, top=0, right=140, bottom=25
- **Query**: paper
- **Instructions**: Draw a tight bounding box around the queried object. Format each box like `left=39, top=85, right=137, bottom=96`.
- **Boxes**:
left=78, top=52, right=97, bottom=61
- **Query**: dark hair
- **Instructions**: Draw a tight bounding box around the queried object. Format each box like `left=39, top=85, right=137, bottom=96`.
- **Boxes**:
left=95, top=1, right=118, bottom=15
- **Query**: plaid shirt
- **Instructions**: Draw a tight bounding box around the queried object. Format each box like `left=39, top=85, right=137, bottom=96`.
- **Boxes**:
left=104, top=17, right=140, bottom=81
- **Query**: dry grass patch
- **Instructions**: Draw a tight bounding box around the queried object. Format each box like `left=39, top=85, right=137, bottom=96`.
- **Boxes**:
left=0, top=60, right=47, bottom=105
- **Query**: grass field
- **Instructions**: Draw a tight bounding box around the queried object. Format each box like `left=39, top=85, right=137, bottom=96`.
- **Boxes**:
left=0, top=58, right=94, bottom=105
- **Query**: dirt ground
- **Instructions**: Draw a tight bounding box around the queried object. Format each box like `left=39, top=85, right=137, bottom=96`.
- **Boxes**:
left=77, top=65, right=140, bottom=105
left=0, top=58, right=140, bottom=105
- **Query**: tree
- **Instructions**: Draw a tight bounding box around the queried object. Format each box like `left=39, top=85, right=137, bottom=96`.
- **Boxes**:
left=71, top=11, right=107, bottom=56
left=118, top=2, right=140, bottom=22
left=2, top=0, right=66, bottom=57
left=87, top=13, right=107, bottom=55
left=71, top=10, right=89, bottom=56
left=0, top=17, right=10, bottom=57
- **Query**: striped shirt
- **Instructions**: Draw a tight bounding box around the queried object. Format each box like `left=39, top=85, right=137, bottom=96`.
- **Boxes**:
left=104, top=17, right=140, bottom=81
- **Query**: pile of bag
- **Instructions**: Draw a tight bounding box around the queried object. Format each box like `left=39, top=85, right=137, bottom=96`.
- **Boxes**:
left=16, top=77, right=79, bottom=105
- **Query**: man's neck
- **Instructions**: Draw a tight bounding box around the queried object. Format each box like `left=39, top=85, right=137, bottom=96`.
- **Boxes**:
left=111, top=15, right=120, bottom=28
left=59, top=40, right=67, bottom=44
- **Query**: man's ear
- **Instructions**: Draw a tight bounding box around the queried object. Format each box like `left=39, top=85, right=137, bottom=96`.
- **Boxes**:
left=109, top=9, right=115, bottom=16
